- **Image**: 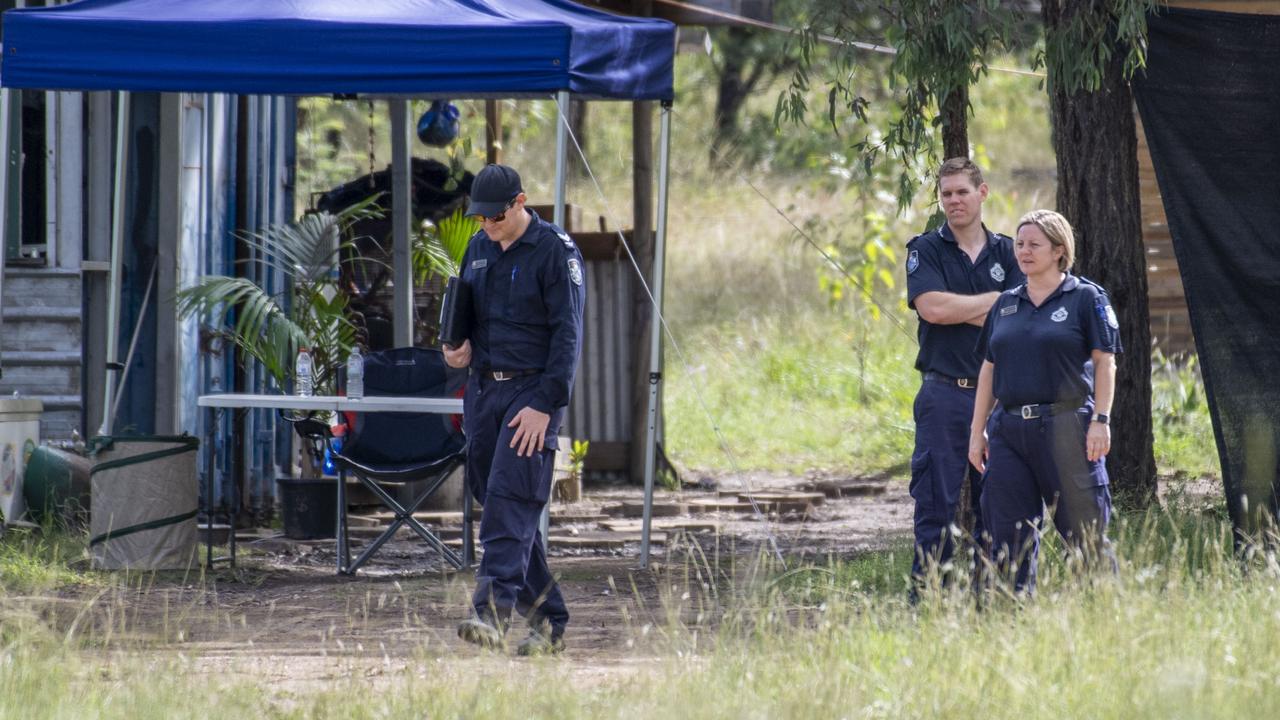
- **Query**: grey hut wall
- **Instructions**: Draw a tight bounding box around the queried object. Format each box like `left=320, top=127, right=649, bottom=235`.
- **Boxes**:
left=566, top=246, right=636, bottom=483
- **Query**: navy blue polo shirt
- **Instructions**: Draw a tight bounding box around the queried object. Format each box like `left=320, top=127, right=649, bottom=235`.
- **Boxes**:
left=977, top=274, right=1123, bottom=407
left=906, top=224, right=1023, bottom=378
left=459, top=209, right=586, bottom=414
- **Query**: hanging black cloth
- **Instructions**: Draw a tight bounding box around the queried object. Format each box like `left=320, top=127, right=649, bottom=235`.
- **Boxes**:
left=1133, top=7, right=1280, bottom=533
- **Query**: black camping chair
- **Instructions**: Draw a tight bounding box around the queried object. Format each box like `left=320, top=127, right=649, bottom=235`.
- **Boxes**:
left=295, top=347, right=472, bottom=575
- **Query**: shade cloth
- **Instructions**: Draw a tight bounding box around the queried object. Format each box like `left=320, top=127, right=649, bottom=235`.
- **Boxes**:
left=1133, top=7, right=1280, bottom=531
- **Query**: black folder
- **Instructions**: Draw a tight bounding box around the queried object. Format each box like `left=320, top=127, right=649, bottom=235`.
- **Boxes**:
left=438, top=276, right=474, bottom=347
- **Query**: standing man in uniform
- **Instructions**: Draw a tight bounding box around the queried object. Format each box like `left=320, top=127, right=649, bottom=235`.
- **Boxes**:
left=905, top=157, right=1023, bottom=596
left=444, top=164, right=586, bottom=655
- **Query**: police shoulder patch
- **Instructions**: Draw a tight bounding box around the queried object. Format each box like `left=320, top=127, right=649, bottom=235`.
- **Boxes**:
left=567, top=258, right=583, bottom=286
left=1096, top=296, right=1119, bottom=329
left=906, top=249, right=920, bottom=274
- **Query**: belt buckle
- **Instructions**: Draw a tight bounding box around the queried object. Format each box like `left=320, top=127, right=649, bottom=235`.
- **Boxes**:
left=492, top=371, right=512, bottom=382
left=956, top=378, right=973, bottom=389
left=1020, top=405, right=1038, bottom=420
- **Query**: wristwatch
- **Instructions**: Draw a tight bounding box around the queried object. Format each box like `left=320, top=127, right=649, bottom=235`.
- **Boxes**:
left=1091, top=413, right=1110, bottom=425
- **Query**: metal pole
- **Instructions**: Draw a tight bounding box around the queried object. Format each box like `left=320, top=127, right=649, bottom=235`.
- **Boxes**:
left=0, top=88, right=10, bottom=382
left=43, top=91, right=57, bottom=267
left=553, top=91, right=569, bottom=228
left=390, top=100, right=413, bottom=348
left=99, top=92, right=130, bottom=437
left=638, top=103, right=672, bottom=569
left=541, top=90, right=572, bottom=550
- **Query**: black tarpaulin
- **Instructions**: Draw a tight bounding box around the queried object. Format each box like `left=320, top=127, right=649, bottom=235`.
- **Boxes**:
left=1133, top=7, right=1280, bottom=532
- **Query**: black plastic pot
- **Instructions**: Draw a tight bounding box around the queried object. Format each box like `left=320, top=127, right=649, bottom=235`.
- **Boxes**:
left=276, top=476, right=337, bottom=540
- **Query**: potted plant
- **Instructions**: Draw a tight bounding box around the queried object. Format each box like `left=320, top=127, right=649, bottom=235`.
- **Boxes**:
left=177, top=201, right=380, bottom=474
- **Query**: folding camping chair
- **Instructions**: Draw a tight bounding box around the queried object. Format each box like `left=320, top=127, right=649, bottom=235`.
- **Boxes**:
left=309, top=347, right=470, bottom=575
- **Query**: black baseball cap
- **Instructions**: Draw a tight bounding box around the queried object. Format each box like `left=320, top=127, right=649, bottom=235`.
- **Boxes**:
left=467, top=164, right=523, bottom=218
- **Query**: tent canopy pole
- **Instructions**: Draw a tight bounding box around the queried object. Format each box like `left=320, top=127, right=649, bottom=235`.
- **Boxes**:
left=391, top=99, right=413, bottom=348
left=553, top=90, right=569, bottom=228
left=639, top=101, right=672, bottom=569
left=0, top=88, right=10, bottom=384
left=99, top=91, right=130, bottom=437
left=542, top=89, right=572, bottom=551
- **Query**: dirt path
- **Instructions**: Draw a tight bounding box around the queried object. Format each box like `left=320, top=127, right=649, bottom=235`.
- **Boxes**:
left=39, top=473, right=914, bottom=691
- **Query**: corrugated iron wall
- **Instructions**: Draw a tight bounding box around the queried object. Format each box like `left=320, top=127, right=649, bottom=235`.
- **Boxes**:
left=566, top=253, right=635, bottom=482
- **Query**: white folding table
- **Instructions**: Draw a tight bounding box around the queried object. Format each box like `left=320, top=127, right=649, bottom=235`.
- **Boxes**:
left=197, top=393, right=464, bottom=569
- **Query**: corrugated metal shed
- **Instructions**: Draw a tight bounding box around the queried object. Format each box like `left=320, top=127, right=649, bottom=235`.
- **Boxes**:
left=566, top=230, right=638, bottom=482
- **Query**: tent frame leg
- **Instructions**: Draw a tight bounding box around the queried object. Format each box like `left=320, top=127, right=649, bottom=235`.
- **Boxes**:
left=390, top=99, right=413, bottom=348
left=639, top=102, right=672, bottom=569
left=99, top=91, right=131, bottom=437
left=540, top=90, right=572, bottom=552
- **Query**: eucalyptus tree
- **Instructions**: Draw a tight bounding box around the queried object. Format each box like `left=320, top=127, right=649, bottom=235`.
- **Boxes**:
left=1040, top=0, right=1157, bottom=509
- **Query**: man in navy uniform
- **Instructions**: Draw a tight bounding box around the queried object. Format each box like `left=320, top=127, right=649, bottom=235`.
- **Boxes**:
left=444, top=164, right=585, bottom=655
left=905, top=157, right=1023, bottom=595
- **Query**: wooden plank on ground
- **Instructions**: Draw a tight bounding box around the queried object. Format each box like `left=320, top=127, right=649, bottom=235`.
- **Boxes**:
left=600, top=518, right=719, bottom=533
left=686, top=497, right=755, bottom=513
left=549, top=531, right=666, bottom=549
left=803, top=479, right=889, bottom=499
left=441, top=531, right=668, bottom=550
left=550, top=511, right=611, bottom=524
left=736, top=492, right=825, bottom=511
left=619, top=500, right=687, bottom=518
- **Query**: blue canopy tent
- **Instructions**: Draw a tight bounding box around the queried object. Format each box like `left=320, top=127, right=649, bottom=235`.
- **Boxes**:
left=0, top=0, right=676, bottom=565
left=0, top=0, right=674, bottom=99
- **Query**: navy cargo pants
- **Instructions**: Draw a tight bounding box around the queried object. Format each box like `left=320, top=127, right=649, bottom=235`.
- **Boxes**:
left=910, top=376, right=984, bottom=584
left=980, top=406, right=1114, bottom=594
left=464, top=373, right=569, bottom=634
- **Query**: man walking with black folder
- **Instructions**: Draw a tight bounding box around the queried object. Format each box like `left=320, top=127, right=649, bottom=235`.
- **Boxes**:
left=443, top=164, right=585, bottom=655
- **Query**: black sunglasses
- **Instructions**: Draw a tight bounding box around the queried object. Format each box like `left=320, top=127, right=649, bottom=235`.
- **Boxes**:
left=483, top=197, right=519, bottom=224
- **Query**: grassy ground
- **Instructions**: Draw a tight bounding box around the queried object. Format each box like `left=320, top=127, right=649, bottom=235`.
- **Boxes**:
left=5, top=508, right=1278, bottom=718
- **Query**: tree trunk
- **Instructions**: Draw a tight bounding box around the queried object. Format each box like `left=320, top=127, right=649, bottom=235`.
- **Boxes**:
left=938, top=81, right=977, bottom=537
left=568, top=98, right=588, bottom=178
left=484, top=100, right=502, bottom=166
left=711, top=27, right=755, bottom=170
left=940, top=84, right=969, bottom=160
left=1043, top=2, right=1157, bottom=509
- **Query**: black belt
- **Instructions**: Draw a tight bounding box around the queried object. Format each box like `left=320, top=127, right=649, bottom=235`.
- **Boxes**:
left=923, top=371, right=976, bottom=389
left=1004, top=400, right=1085, bottom=420
left=481, top=368, right=540, bottom=382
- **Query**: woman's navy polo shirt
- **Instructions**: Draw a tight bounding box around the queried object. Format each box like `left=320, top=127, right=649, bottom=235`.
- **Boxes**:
left=977, top=274, right=1123, bottom=407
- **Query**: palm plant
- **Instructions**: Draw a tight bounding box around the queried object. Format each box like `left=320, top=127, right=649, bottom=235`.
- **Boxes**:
left=177, top=201, right=381, bottom=396
left=413, top=206, right=480, bottom=285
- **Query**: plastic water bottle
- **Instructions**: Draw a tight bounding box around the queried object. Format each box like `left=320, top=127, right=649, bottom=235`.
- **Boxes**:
left=295, top=347, right=314, bottom=397
left=347, top=346, right=364, bottom=399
